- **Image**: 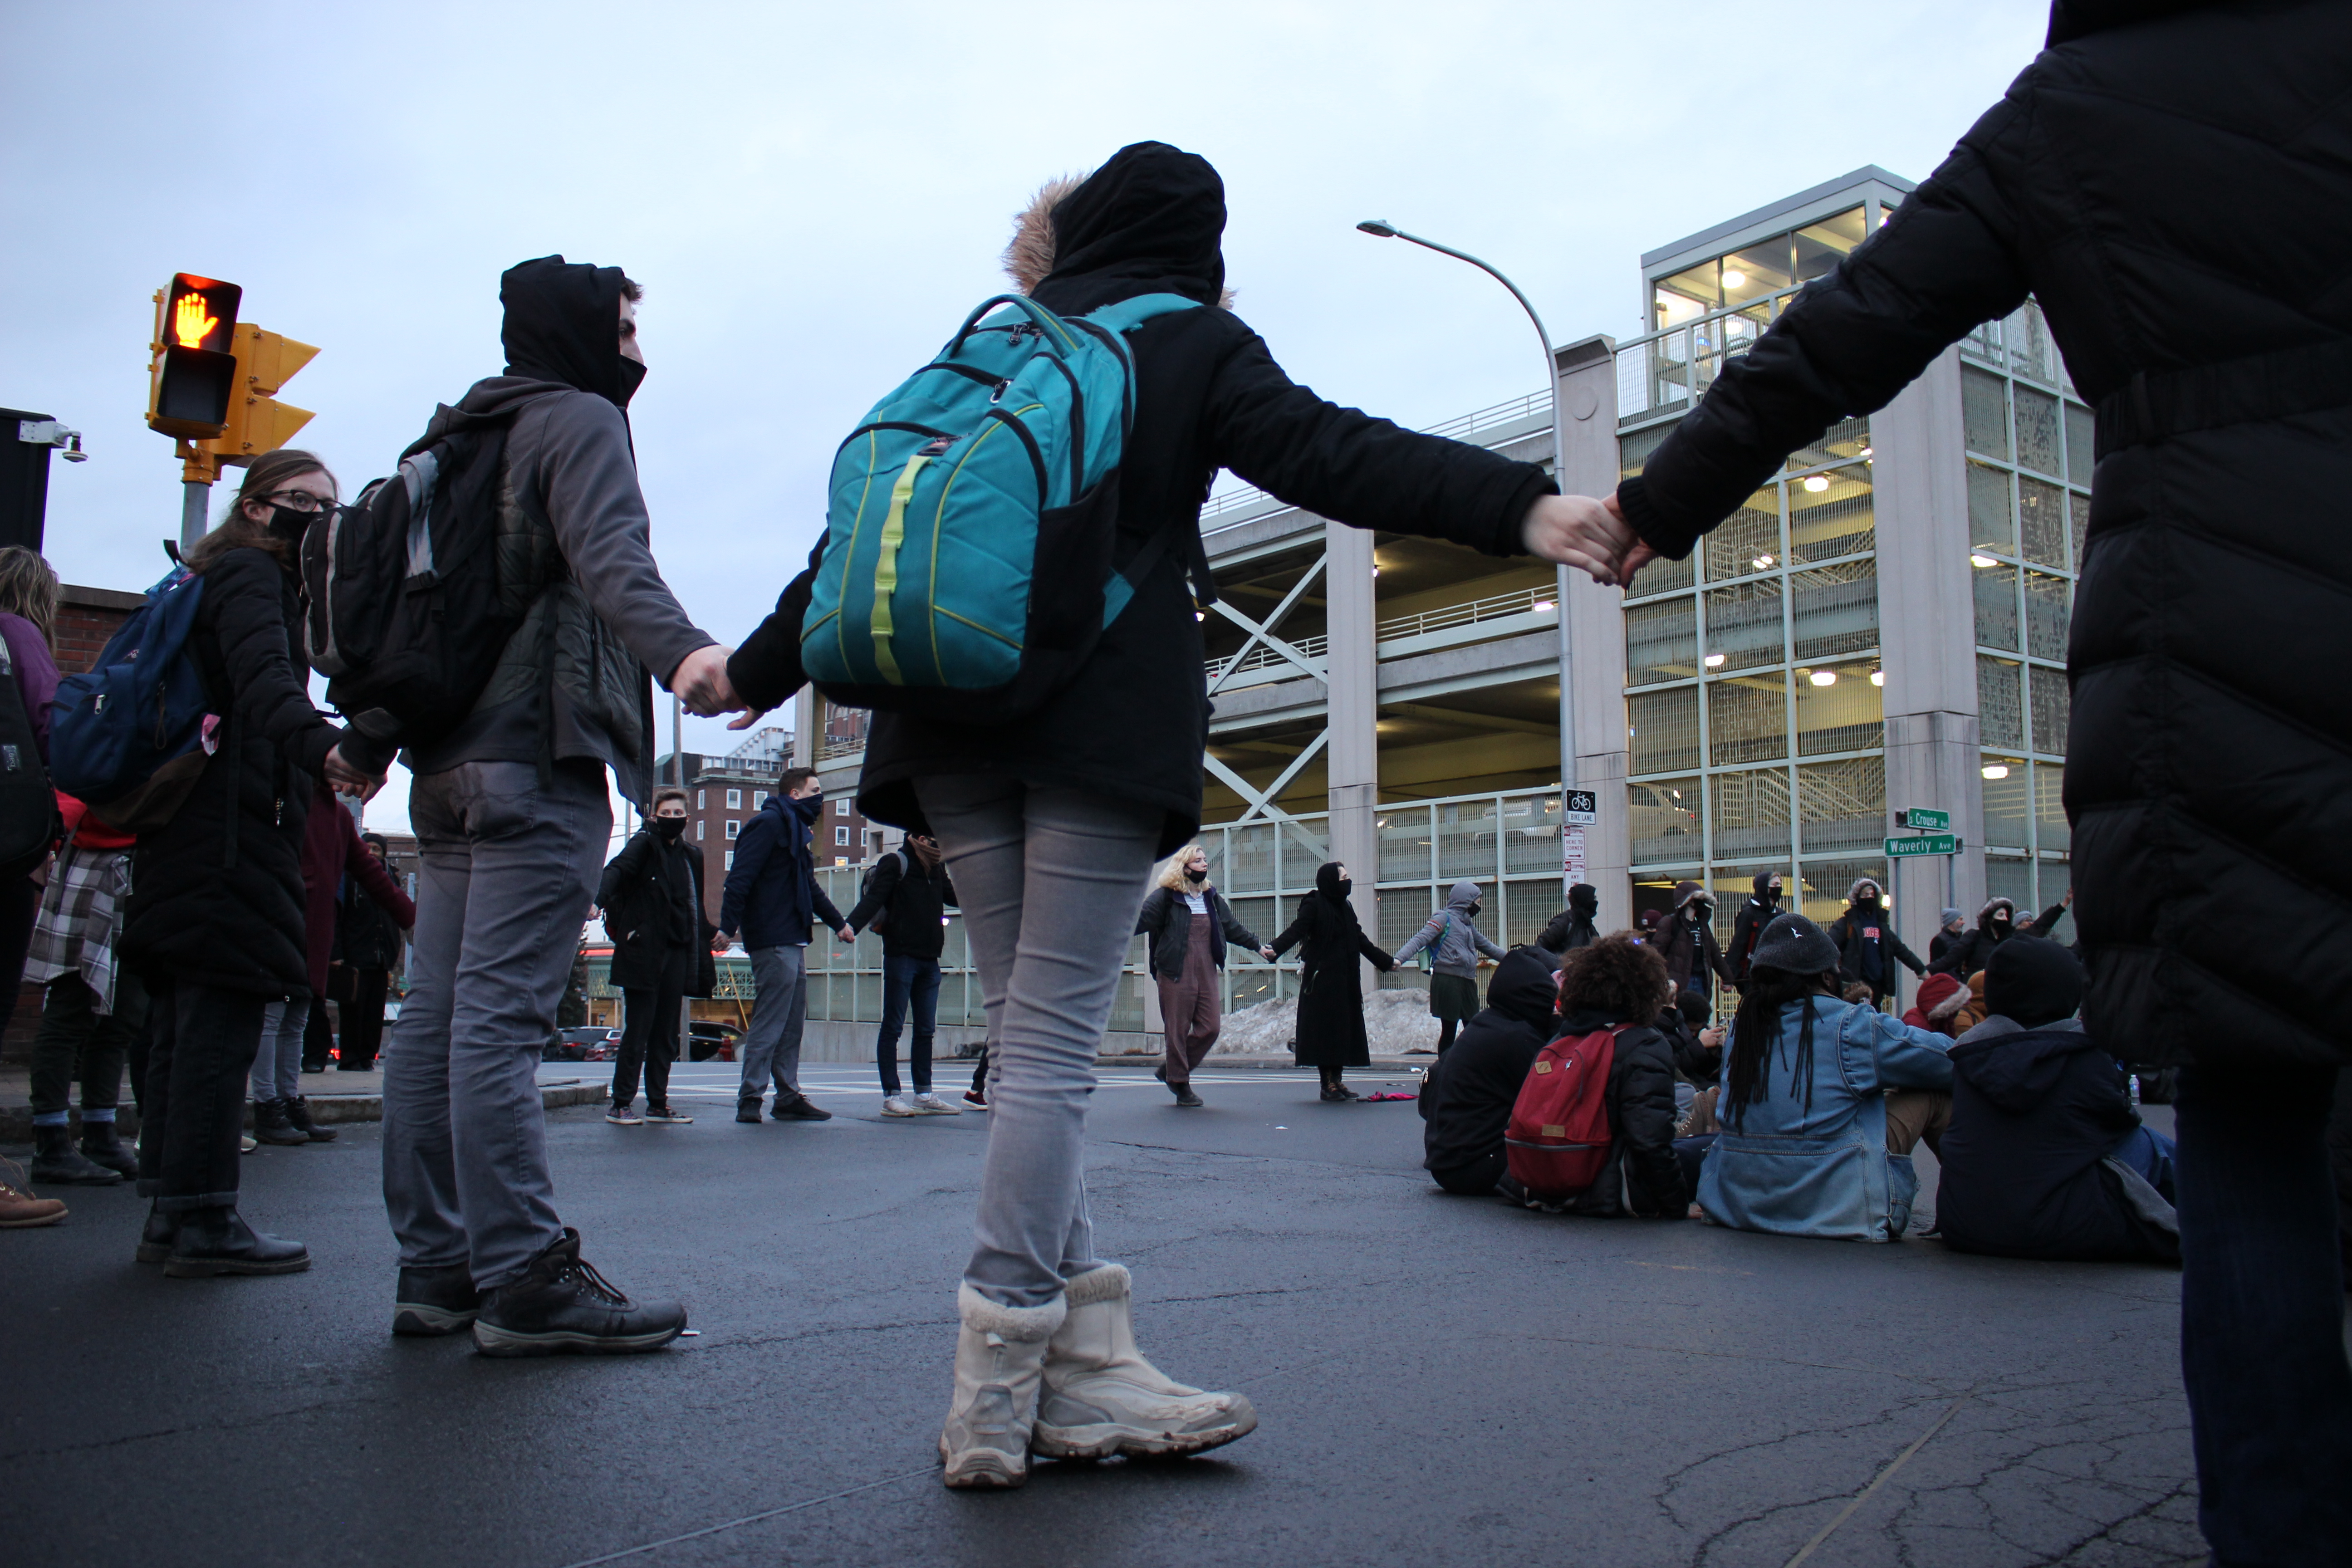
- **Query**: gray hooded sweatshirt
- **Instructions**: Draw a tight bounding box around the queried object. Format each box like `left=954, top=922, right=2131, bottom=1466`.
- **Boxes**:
left=1392, top=879, right=1508, bottom=980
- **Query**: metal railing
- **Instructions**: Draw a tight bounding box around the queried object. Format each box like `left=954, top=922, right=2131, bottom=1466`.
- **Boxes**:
left=1614, top=286, right=1803, bottom=426
left=1206, top=632, right=1328, bottom=686
left=1375, top=582, right=1554, bottom=644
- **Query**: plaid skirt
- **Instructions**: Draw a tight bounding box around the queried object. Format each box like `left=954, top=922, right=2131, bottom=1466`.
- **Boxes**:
left=23, top=839, right=132, bottom=1013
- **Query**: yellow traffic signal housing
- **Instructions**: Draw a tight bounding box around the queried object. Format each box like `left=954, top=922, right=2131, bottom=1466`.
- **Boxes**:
left=146, top=274, right=244, bottom=439
left=207, top=324, right=318, bottom=464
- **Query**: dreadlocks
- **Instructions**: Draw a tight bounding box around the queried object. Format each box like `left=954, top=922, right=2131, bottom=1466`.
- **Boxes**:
left=1725, top=964, right=1837, bottom=1129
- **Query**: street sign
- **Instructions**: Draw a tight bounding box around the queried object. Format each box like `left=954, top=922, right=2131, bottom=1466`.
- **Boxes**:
left=1563, top=789, right=1597, bottom=825
left=1886, top=833, right=1959, bottom=858
left=1562, top=825, right=1588, bottom=883
left=1901, top=807, right=1950, bottom=832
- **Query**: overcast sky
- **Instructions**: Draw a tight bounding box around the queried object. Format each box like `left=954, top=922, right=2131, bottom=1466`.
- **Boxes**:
left=6, top=0, right=2053, bottom=838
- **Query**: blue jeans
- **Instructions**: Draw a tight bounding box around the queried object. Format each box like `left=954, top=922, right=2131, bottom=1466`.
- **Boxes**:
left=877, top=953, right=940, bottom=1096
left=2175, top=1063, right=2352, bottom=1565
left=2108, top=1122, right=2176, bottom=1201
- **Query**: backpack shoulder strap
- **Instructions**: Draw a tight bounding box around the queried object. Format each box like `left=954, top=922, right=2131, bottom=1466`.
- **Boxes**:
left=1082, top=292, right=1205, bottom=336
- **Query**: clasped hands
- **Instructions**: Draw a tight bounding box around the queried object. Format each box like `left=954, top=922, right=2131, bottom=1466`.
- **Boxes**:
left=1519, top=490, right=1655, bottom=590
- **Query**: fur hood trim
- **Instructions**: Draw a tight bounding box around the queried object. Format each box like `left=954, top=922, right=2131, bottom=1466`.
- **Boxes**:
left=1978, top=897, right=2017, bottom=925
left=1847, top=877, right=1883, bottom=902
left=1926, top=982, right=1972, bottom=1022
left=1004, top=174, right=1237, bottom=309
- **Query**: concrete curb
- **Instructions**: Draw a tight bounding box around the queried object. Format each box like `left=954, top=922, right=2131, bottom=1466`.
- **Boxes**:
left=1092, top=1054, right=1434, bottom=1072
left=0, top=1082, right=609, bottom=1144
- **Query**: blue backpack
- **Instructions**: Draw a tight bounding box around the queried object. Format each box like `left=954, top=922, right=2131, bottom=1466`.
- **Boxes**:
left=801, top=290, right=1200, bottom=722
left=50, top=559, right=215, bottom=831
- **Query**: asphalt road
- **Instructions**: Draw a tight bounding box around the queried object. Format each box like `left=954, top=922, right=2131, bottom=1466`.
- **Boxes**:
left=2, top=1065, right=2203, bottom=1568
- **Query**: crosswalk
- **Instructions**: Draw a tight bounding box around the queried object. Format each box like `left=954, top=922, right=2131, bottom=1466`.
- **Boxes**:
left=543, top=1061, right=1338, bottom=1106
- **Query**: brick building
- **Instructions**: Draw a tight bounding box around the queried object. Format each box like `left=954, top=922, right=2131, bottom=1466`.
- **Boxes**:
left=651, top=726, right=878, bottom=928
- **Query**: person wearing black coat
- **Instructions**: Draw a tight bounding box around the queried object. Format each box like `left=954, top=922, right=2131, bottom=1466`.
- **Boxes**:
left=1928, top=909, right=1966, bottom=970
left=1269, top=862, right=1394, bottom=1101
left=722, top=142, right=1597, bottom=1487
left=1132, top=844, right=1266, bottom=1107
left=1928, top=898, right=2017, bottom=980
left=120, top=453, right=360, bottom=1277
left=334, top=833, right=406, bottom=1073
left=1534, top=882, right=1600, bottom=957
left=1939, top=938, right=2177, bottom=1265
left=843, top=834, right=961, bottom=1113
left=1652, top=880, right=1730, bottom=1003
left=1542, top=6, right=2352, bottom=1553
left=596, top=789, right=717, bottom=1123
left=1419, top=947, right=1560, bottom=1195
left=1726, top=872, right=1784, bottom=989
left=1826, top=878, right=1925, bottom=1011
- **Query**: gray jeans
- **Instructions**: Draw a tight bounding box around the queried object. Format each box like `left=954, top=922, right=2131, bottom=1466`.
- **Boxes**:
left=382, top=761, right=608, bottom=1289
left=737, top=943, right=809, bottom=1102
left=249, top=991, right=309, bottom=1102
left=917, top=776, right=1160, bottom=1310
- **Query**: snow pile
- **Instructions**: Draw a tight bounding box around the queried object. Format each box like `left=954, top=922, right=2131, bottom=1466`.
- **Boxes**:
left=1212, top=986, right=1443, bottom=1057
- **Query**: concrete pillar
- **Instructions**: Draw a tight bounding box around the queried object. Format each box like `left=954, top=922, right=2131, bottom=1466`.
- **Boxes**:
left=792, top=685, right=818, bottom=770
left=1323, top=521, right=1380, bottom=977
left=1554, top=335, right=1632, bottom=933
left=1873, top=347, right=1984, bottom=990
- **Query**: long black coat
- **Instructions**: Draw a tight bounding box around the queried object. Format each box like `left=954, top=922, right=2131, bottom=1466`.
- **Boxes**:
left=1616, top=4, right=2352, bottom=1073
left=598, top=828, right=715, bottom=996
left=122, top=548, right=341, bottom=996
left=1269, top=891, right=1392, bottom=1068
left=1938, top=1018, right=2177, bottom=1263
left=728, top=143, right=1553, bottom=858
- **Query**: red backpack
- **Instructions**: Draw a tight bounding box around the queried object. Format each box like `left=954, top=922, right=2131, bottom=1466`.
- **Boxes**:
left=1504, top=1025, right=1625, bottom=1200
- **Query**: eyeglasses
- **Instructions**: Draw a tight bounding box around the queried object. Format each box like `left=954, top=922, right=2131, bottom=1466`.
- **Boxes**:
left=263, top=490, right=333, bottom=512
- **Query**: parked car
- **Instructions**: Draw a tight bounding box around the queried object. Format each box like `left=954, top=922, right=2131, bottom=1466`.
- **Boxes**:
left=543, top=1025, right=621, bottom=1063
left=688, top=1021, right=741, bottom=1063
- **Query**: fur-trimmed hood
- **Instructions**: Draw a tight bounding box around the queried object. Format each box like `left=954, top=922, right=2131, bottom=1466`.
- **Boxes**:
left=1003, top=149, right=1238, bottom=310
left=1977, top=897, right=2017, bottom=927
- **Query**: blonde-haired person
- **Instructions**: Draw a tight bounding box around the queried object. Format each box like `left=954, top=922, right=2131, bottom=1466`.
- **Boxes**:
left=118, top=450, right=372, bottom=1277
left=1133, top=843, right=1269, bottom=1107
left=0, top=545, right=61, bottom=1043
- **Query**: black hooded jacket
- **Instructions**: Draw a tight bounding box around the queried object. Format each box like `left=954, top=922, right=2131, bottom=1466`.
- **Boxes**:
left=1827, top=882, right=1925, bottom=992
left=501, top=255, right=643, bottom=411
left=1931, top=898, right=2018, bottom=979
left=1536, top=883, right=1600, bottom=955
left=1421, top=948, right=1559, bottom=1177
left=1269, top=862, right=1393, bottom=1068
left=1727, top=873, right=1784, bottom=985
left=728, top=142, right=1553, bottom=857
left=1609, top=3, right=2352, bottom=1073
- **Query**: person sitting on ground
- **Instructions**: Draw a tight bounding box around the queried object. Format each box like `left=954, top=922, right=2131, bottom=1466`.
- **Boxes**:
left=1929, top=897, right=2018, bottom=977
left=1902, top=972, right=1971, bottom=1039
left=1419, top=947, right=1560, bottom=1196
left=1654, top=986, right=1719, bottom=1130
left=1936, top=936, right=2178, bottom=1264
left=1827, top=877, right=1925, bottom=1012
left=1696, top=913, right=1955, bottom=1242
left=1505, top=935, right=1691, bottom=1218
left=1391, top=879, right=1508, bottom=1054
left=1535, top=882, right=1600, bottom=956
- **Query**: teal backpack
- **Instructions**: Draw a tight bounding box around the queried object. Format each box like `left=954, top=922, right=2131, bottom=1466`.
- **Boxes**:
left=801, top=290, right=1200, bottom=722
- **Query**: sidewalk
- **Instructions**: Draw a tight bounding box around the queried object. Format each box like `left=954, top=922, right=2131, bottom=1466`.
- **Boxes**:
left=0, top=1064, right=607, bottom=1142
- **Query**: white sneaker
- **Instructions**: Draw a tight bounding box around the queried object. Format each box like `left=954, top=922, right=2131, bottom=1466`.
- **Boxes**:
left=882, top=1094, right=920, bottom=1117
left=911, top=1093, right=962, bottom=1115
left=1031, top=1264, right=1257, bottom=1461
left=941, top=1285, right=1063, bottom=1490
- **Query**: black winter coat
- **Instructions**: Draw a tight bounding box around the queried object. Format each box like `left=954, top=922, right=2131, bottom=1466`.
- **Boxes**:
left=1727, top=879, right=1784, bottom=985
left=1269, top=889, right=1392, bottom=1068
left=727, top=143, right=1552, bottom=858
left=1420, top=948, right=1558, bottom=1178
left=1930, top=900, right=2020, bottom=980
left=1827, top=905, right=1925, bottom=993
left=843, top=848, right=956, bottom=961
left=1134, top=882, right=1260, bottom=981
left=1654, top=907, right=1729, bottom=992
left=598, top=829, right=715, bottom=996
left=122, top=548, right=341, bottom=996
left=1938, top=1018, right=2177, bottom=1263
left=1615, top=4, right=2352, bottom=1073
left=1535, top=907, right=1597, bottom=956
left=1544, top=1009, right=1690, bottom=1220
left=339, top=881, right=404, bottom=972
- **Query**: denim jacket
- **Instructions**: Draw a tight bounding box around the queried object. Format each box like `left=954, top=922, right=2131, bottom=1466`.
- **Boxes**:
left=1697, top=995, right=1954, bottom=1242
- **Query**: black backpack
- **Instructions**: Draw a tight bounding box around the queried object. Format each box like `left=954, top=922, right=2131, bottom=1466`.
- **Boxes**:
left=857, top=847, right=910, bottom=936
left=301, top=405, right=549, bottom=750
left=0, top=633, right=59, bottom=879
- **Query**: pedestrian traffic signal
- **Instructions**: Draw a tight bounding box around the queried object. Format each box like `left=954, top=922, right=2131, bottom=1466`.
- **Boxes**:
left=147, top=274, right=243, bottom=439
left=212, top=324, right=318, bottom=461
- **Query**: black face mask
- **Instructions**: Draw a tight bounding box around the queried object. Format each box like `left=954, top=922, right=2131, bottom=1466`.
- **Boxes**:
left=1467, top=902, right=1482, bottom=919
left=1335, top=878, right=1352, bottom=897
left=266, top=503, right=319, bottom=544
left=1764, top=886, right=1782, bottom=904
left=1184, top=866, right=1206, bottom=883
left=653, top=817, right=686, bottom=843
left=1858, top=893, right=1880, bottom=908
left=616, top=356, right=646, bottom=408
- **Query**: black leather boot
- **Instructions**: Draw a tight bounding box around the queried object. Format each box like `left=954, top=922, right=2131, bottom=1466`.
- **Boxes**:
left=394, top=1262, right=484, bottom=1336
left=136, top=1202, right=177, bottom=1264
left=472, top=1228, right=685, bottom=1356
left=252, top=1100, right=309, bottom=1147
left=162, top=1206, right=310, bottom=1277
left=31, top=1123, right=121, bottom=1185
left=79, top=1119, right=138, bottom=1177
left=282, top=1097, right=338, bottom=1143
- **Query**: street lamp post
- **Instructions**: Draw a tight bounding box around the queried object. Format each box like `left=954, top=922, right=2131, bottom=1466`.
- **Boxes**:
left=1356, top=221, right=1578, bottom=892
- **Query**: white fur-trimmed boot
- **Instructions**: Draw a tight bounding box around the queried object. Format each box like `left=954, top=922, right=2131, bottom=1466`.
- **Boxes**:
left=1032, top=1264, right=1258, bottom=1460
left=940, top=1284, right=1065, bottom=1490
